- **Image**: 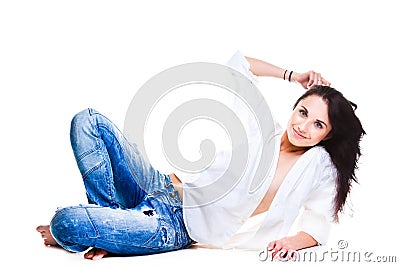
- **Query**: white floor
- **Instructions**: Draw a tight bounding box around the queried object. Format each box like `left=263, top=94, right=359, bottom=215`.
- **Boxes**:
left=9, top=215, right=376, bottom=267
left=4, top=208, right=391, bottom=267
left=26, top=231, right=263, bottom=267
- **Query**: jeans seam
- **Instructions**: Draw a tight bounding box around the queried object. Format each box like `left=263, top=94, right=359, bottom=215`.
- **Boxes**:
left=87, top=114, right=119, bottom=207
left=82, top=160, right=106, bottom=180
left=76, top=144, right=101, bottom=162
left=83, top=207, right=100, bottom=245
left=96, top=122, right=144, bottom=197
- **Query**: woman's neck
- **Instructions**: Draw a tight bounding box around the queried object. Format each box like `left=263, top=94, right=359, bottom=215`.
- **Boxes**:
left=280, top=131, right=308, bottom=155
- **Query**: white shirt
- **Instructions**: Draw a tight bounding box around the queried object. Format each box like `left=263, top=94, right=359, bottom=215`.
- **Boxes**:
left=181, top=51, right=337, bottom=250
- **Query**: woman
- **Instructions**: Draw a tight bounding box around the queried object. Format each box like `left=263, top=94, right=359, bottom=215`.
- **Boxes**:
left=37, top=52, right=365, bottom=261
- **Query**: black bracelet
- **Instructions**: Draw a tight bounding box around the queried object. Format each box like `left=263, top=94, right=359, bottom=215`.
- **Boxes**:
left=288, top=71, right=293, bottom=82
left=283, top=70, right=287, bottom=80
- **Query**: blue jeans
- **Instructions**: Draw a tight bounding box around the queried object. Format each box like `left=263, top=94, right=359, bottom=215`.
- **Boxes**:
left=49, top=108, right=193, bottom=255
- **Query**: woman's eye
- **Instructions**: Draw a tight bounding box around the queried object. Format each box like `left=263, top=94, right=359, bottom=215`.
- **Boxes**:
left=299, top=110, right=306, bottom=116
left=315, top=122, right=323, bottom=129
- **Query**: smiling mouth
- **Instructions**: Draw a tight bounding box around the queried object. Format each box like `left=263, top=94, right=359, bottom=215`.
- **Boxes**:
left=293, top=128, right=307, bottom=139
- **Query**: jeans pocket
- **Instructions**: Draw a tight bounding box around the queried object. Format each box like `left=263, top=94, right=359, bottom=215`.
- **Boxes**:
left=142, top=218, right=179, bottom=250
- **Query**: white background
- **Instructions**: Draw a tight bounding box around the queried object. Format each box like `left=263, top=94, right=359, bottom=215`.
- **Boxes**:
left=1, top=0, right=399, bottom=266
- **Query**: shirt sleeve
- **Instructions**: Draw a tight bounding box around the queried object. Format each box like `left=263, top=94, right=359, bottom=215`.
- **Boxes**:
left=225, top=50, right=259, bottom=85
left=296, top=155, right=337, bottom=246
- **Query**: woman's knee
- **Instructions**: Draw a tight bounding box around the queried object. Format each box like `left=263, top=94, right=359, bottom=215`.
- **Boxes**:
left=70, top=108, right=91, bottom=134
left=70, top=108, right=102, bottom=145
left=50, top=206, right=98, bottom=249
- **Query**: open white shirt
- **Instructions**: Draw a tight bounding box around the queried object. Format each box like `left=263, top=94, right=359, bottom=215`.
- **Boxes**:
left=181, top=51, right=337, bottom=250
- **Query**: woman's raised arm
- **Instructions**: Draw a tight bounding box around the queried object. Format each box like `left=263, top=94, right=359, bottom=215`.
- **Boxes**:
left=244, top=56, right=331, bottom=89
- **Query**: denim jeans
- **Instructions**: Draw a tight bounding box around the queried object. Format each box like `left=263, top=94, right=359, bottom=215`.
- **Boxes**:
left=49, top=108, right=193, bottom=255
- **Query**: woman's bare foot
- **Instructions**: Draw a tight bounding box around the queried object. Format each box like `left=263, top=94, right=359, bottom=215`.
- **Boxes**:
left=84, top=248, right=109, bottom=260
left=36, top=225, right=59, bottom=247
left=37, top=225, right=109, bottom=260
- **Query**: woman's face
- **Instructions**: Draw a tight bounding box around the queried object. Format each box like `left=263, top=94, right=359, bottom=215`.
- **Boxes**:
left=287, top=95, right=332, bottom=147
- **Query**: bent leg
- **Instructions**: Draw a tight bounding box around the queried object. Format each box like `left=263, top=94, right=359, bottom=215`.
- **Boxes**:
left=50, top=192, right=192, bottom=255
left=70, top=108, right=166, bottom=208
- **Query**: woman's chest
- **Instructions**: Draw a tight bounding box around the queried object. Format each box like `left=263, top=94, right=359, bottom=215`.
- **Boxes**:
left=252, top=153, right=302, bottom=215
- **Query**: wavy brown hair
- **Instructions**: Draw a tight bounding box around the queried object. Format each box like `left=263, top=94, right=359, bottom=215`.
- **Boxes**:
left=293, top=86, right=366, bottom=222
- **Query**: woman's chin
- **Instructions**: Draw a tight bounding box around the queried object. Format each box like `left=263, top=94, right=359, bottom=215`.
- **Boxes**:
left=288, top=135, right=313, bottom=148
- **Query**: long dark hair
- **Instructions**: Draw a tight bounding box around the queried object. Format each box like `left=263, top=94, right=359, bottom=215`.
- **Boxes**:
left=293, top=86, right=366, bottom=222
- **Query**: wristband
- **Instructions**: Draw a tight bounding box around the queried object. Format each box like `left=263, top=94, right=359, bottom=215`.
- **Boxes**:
left=288, top=71, right=293, bottom=82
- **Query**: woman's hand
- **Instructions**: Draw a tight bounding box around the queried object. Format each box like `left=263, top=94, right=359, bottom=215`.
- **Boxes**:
left=292, top=71, right=331, bottom=89
left=267, top=231, right=318, bottom=261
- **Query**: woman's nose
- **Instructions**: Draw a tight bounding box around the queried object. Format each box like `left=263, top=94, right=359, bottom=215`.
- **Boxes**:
left=298, top=121, right=310, bottom=133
